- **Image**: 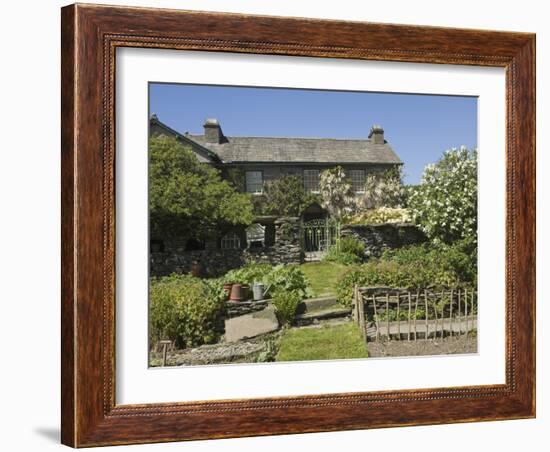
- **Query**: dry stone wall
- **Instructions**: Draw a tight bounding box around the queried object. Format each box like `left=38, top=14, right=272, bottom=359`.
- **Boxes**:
left=150, top=217, right=303, bottom=277
left=340, top=223, right=427, bottom=259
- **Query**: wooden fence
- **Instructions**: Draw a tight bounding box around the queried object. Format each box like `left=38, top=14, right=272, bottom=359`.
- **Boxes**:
left=353, top=286, right=477, bottom=342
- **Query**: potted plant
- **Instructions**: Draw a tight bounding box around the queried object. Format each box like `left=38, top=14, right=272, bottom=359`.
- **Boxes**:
left=222, top=282, right=234, bottom=300
left=229, top=283, right=244, bottom=302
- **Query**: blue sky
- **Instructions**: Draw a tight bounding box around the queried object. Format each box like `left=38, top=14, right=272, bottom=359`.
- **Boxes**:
left=149, top=83, right=477, bottom=185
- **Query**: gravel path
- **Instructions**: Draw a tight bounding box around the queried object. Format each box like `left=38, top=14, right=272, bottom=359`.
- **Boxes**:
left=367, top=334, right=477, bottom=358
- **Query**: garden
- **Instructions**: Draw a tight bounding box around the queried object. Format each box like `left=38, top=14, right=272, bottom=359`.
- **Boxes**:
left=149, top=135, right=478, bottom=365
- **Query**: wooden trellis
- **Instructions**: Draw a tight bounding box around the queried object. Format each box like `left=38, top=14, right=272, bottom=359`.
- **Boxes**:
left=353, top=286, right=477, bottom=342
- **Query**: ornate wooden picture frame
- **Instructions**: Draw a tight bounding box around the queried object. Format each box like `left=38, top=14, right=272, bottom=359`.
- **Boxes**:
left=61, top=3, right=535, bottom=447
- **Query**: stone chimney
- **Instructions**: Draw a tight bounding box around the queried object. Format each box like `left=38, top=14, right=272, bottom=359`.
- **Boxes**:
left=203, top=118, right=223, bottom=144
left=368, top=125, right=385, bottom=144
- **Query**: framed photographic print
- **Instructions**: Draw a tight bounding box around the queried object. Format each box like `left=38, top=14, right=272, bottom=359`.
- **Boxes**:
left=61, top=3, right=536, bottom=447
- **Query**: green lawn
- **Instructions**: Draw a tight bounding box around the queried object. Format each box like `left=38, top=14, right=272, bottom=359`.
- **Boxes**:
left=300, top=262, right=348, bottom=297
left=276, top=323, right=368, bottom=362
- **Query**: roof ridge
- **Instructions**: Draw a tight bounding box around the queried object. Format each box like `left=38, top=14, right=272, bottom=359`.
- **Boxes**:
left=187, top=134, right=374, bottom=142
left=151, top=118, right=221, bottom=162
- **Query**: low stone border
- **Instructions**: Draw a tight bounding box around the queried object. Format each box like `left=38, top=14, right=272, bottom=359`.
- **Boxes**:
left=225, top=299, right=270, bottom=318
left=150, top=332, right=283, bottom=366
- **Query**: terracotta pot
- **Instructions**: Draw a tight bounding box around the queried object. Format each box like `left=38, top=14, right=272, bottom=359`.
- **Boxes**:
left=223, top=283, right=233, bottom=300
left=229, top=283, right=243, bottom=302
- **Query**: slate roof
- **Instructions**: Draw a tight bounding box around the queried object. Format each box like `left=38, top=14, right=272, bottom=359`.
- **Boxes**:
left=186, top=134, right=402, bottom=165
left=150, top=115, right=221, bottom=163
left=150, top=116, right=402, bottom=165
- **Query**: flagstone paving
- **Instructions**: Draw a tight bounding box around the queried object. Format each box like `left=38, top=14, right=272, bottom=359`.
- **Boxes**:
left=224, top=305, right=280, bottom=343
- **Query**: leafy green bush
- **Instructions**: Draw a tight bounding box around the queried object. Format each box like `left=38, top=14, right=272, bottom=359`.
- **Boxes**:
left=339, top=236, right=366, bottom=258
left=223, top=263, right=272, bottom=286
left=375, top=306, right=427, bottom=322
left=335, top=266, right=366, bottom=307
left=149, top=136, right=254, bottom=241
left=264, top=265, right=313, bottom=299
left=323, top=247, right=360, bottom=265
left=381, top=238, right=477, bottom=285
left=260, top=175, right=320, bottom=217
left=272, top=290, right=302, bottom=325
left=202, top=277, right=227, bottom=303
left=323, top=236, right=365, bottom=265
left=149, top=274, right=225, bottom=349
left=223, top=263, right=312, bottom=298
left=335, top=241, right=477, bottom=307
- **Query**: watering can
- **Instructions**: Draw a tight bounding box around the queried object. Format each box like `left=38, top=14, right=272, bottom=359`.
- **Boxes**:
left=252, top=282, right=271, bottom=301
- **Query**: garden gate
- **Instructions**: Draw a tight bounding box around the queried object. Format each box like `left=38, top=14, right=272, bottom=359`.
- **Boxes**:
left=301, top=218, right=340, bottom=260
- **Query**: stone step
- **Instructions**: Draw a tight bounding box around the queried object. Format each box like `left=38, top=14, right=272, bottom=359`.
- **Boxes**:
left=293, top=306, right=352, bottom=326
left=297, top=296, right=339, bottom=314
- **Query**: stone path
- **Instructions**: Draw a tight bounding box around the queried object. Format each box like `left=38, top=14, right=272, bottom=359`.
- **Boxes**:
left=304, top=251, right=324, bottom=262
left=224, top=305, right=280, bottom=342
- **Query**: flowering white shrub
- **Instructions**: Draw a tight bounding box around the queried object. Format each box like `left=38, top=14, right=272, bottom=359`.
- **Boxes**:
left=345, top=207, right=411, bottom=225
left=359, top=168, right=407, bottom=210
left=319, top=166, right=356, bottom=218
left=409, top=147, right=477, bottom=244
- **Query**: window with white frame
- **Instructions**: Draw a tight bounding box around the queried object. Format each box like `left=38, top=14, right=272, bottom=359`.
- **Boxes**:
left=220, top=231, right=241, bottom=249
left=303, top=169, right=320, bottom=193
left=245, top=171, right=263, bottom=193
left=348, top=169, right=366, bottom=193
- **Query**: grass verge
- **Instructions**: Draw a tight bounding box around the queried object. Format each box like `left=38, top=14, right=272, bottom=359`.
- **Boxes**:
left=276, top=323, right=368, bottom=362
left=300, top=262, right=348, bottom=297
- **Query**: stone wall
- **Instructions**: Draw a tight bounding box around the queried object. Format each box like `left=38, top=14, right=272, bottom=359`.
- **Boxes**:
left=150, top=217, right=303, bottom=277
left=271, top=216, right=303, bottom=264
left=340, top=223, right=427, bottom=260
left=225, top=300, right=269, bottom=318
left=151, top=249, right=243, bottom=277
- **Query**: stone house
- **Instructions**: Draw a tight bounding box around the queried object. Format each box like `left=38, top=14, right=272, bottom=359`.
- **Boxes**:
left=149, top=115, right=404, bottom=266
left=151, top=115, right=401, bottom=202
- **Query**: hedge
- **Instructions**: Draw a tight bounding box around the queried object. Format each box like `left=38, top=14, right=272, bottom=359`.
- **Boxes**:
left=336, top=240, right=477, bottom=307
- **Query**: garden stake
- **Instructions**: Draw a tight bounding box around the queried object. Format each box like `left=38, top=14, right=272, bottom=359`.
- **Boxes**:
left=424, top=290, right=429, bottom=340
left=450, top=288, right=454, bottom=337
left=458, top=289, right=462, bottom=334
left=465, top=288, right=469, bottom=339
left=407, top=292, right=412, bottom=341
left=373, top=294, right=380, bottom=342
left=386, top=293, right=390, bottom=341
left=397, top=293, right=401, bottom=340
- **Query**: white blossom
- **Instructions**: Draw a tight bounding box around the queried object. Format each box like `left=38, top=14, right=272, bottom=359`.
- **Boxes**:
left=409, top=147, right=477, bottom=244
